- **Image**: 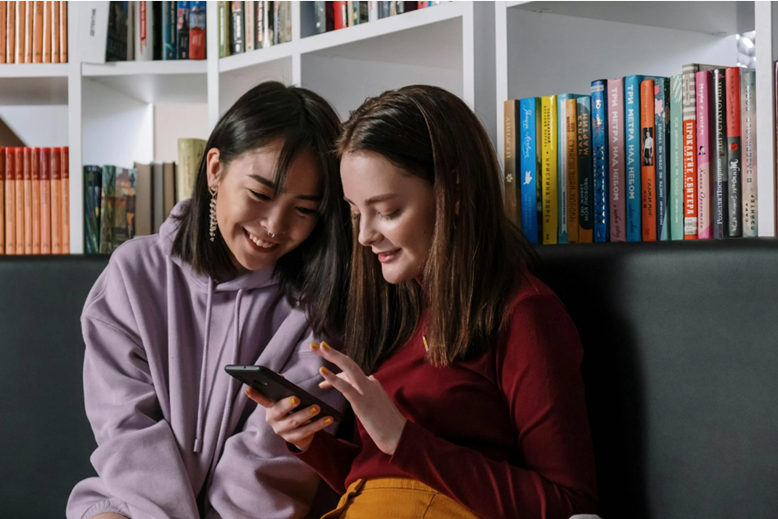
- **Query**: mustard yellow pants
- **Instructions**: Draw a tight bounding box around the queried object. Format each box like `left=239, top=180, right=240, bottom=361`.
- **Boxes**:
left=321, top=478, right=481, bottom=519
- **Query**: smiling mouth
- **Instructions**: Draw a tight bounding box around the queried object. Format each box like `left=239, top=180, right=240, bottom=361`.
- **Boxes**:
left=244, top=229, right=279, bottom=249
left=376, top=249, right=401, bottom=263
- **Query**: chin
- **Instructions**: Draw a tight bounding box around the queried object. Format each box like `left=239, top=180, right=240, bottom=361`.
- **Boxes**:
left=381, top=264, right=415, bottom=285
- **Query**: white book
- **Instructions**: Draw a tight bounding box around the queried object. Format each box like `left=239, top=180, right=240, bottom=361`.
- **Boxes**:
left=368, top=1, right=378, bottom=22
left=75, top=1, right=109, bottom=64
left=135, top=0, right=153, bottom=61
left=245, top=1, right=255, bottom=52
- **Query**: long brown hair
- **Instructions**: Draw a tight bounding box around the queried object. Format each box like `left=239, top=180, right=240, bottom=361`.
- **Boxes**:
left=338, top=85, right=535, bottom=373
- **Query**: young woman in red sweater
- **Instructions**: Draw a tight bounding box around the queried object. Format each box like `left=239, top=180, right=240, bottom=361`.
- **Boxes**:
left=248, top=85, right=598, bottom=519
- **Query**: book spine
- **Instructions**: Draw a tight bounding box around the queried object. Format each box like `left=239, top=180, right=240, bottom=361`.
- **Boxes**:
left=541, top=95, right=558, bottom=244
left=24, top=0, right=31, bottom=62
left=14, top=148, right=23, bottom=253
left=314, top=1, right=326, bottom=33
left=726, top=67, right=742, bottom=237
left=40, top=148, right=50, bottom=254
left=177, top=138, right=206, bottom=202
left=607, top=78, right=625, bottom=241
left=50, top=147, right=61, bottom=253
left=5, top=148, right=14, bottom=254
left=32, top=1, right=42, bottom=62
left=0, top=148, right=3, bottom=253
left=61, top=146, right=69, bottom=252
left=51, top=1, right=59, bottom=63
left=695, top=71, right=712, bottom=239
left=99, top=165, right=116, bottom=254
left=576, top=96, right=593, bottom=243
left=245, top=0, right=254, bottom=51
left=368, top=1, right=378, bottom=22
left=218, top=2, right=230, bottom=57
left=177, top=1, right=190, bottom=59
left=23, top=148, right=32, bottom=254
left=640, top=78, right=656, bottom=241
left=83, top=166, right=99, bottom=254
left=5, top=1, right=14, bottom=64
left=624, top=75, right=642, bottom=242
left=556, top=96, right=568, bottom=244
left=503, top=100, right=520, bottom=228
left=231, top=1, right=243, bottom=53
left=519, top=97, right=540, bottom=243
left=59, top=0, right=66, bottom=62
left=669, top=74, right=684, bottom=240
left=0, top=2, right=6, bottom=64
left=682, top=64, right=699, bottom=239
left=42, top=0, right=50, bottom=62
left=654, top=78, right=671, bottom=241
left=31, top=147, right=40, bottom=254
left=565, top=97, right=579, bottom=243
left=347, top=1, right=354, bottom=26
left=15, top=1, right=24, bottom=64
left=592, top=80, right=609, bottom=243
left=712, top=69, right=728, bottom=239
left=163, top=1, right=177, bottom=60
left=189, top=1, right=205, bottom=59
left=136, top=1, right=153, bottom=60
left=741, top=69, right=757, bottom=237
left=334, top=1, right=346, bottom=30
left=255, top=1, right=265, bottom=48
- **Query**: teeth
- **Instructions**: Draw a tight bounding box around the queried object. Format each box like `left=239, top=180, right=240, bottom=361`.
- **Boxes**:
left=247, top=231, right=277, bottom=249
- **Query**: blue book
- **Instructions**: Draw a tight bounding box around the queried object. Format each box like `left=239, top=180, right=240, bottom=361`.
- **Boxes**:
left=519, top=98, right=541, bottom=243
left=163, top=1, right=178, bottom=60
left=591, top=80, right=609, bottom=242
left=576, top=96, right=593, bottom=241
left=624, top=75, right=643, bottom=242
left=654, top=77, right=671, bottom=240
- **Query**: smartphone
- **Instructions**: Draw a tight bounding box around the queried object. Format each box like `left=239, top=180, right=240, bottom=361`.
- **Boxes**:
left=225, top=364, right=343, bottom=422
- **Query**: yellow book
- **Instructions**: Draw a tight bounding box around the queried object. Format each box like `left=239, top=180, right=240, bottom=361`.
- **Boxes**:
left=566, top=98, right=579, bottom=243
left=541, top=95, right=558, bottom=244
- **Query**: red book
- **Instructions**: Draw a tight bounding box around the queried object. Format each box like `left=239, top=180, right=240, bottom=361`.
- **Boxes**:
left=640, top=79, right=657, bottom=241
left=333, top=1, right=347, bottom=29
left=40, top=148, right=51, bottom=254
left=32, top=147, right=41, bottom=254
left=23, top=148, right=32, bottom=254
left=5, top=148, right=15, bottom=254
left=51, top=148, right=61, bottom=254
left=60, top=147, right=69, bottom=253
left=14, top=147, right=24, bottom=254
left=189, top=2, right=206, bottom=59
left=725, top=67, right=742, bottom=237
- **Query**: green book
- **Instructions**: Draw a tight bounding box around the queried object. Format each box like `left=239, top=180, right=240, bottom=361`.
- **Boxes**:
left=669, top=74, right=684, bottom=240
left=83, top=166, right=103, bottom=254
left=112, top=168, right=137, bottom=250
left=99, top=165, right=117, bottom=254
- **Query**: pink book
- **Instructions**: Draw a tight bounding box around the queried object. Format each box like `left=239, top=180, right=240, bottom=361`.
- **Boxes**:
left=608, top=77, right=626, bottom=241
left=696, top=70, right=712, bottom=239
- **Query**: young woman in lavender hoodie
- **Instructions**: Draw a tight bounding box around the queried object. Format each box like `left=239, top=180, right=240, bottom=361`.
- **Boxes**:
left=66, top=82, right=351, bottom=519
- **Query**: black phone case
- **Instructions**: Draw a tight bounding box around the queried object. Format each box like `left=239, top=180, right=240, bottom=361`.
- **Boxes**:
left=225, top=365, right=343, bottom=422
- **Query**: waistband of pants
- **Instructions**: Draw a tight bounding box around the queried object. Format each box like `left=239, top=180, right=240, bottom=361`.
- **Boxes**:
left=347, top=478, right=441, bottom=493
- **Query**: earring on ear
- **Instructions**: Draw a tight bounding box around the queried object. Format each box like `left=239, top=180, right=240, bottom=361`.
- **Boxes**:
left=209, top=186, right=218, bottom=242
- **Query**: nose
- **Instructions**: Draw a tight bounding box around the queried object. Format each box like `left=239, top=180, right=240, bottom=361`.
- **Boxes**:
left=263, top=203, right=291, bottom=238
left=357, top=214, right=381, bottom=247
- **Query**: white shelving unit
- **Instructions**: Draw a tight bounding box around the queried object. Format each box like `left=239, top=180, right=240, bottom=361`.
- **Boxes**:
left=2, top=1, right=776, bottom=253
left=496, top=1, right=777, bottom=237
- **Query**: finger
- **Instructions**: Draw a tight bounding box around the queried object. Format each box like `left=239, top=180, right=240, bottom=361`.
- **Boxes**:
left=311, top=342, right=368, bottom=392
left=318, top=371, right=350, bottom=390
left=245, top=386, right=275, bottom=408
left=265, top=395, right=301, bottom=424
left=318, top=365, right=359, bottom=400
left=275, top=405, right=323, bottom=435
left=283, top=416, right=336, bottom=444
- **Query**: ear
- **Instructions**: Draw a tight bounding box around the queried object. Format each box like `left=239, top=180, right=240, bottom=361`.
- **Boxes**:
left=206, top=148, right=222, bottom=192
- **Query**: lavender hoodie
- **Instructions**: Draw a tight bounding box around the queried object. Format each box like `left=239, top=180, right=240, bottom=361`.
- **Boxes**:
left=67, top=203, right=344, bottom=519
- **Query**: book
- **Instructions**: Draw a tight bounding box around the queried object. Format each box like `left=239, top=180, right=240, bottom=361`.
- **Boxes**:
left=503, top=100, right=520, bottom=228
left=40, top=148, right=51, bottom=254
left=712, top=69, right=728, bottom=239
left=61, top=146, right=69, bottom=253
left=592, top=80, right=609, bottom=243
left=347, top=1, right=355, bottom=26
left=368, top=1, right=378, bottom=22
left=31, top=147, right=40, bottom=254
left=133, top=162, right=153, bottom=237
left=24, top=0, right=31, bottom=62
left=99, top=165, right=116, bottom=254
left=189, top=1, right=205, bottom=59
left=163, top=1, right=177, bottom=60
left=163, top=161, right=176, bottom=221
left=15, top=0, right=24, bottom=64
left=5, top=148, right=14, bottom=254
left=5, top=1, right=14, bottom=64
left=218, top=1, right=230, bottom=57
left=275, top=1, right=291, bottom=43
left=255, top=1, right=267, bottom=48
left=654, top=78, right=671, bottom=241
left=106, top=1, right=129, bottom=61
left=136, top=1, right=153, bottom=61
left=23, top=148, right=31, bottom=253
left=178, top=1, right=190, bottom=59
left=0, top=2, right=7, bottom=64
left=231, top=1, right=243, bottom=54
left=557, top=94, right=579, bottom=244
left=565, top=97, right=579, bottom=243
left=669, top=74, right=684, bottom=240
left=32, top=0, right=43, bottom=63
left=84, top=165, right=102, bottom=254
left=725, top=67, right=742, bottom=238
left=334, top=1, right=347, bottom=30
left=624, top=75, right=642, bottom=242
left=265, top=1, right=275, bottom=47
left=0, top=148, right=3, bottom=253
left=50, top=147, right=61, bottom=253
left=59, top=0, right=66, bottom=62
left=576, top=96, right=593, bottom=243
left=741, top=69, right=757, bottom=237
left=42, top=0, right=50, bottom=62
left=245, top=0, right=254, bottom=51
left=541, top=95, right=558, bottom=245
left=519, top=97, right=541, bottom=243
left=113, top=167, right=136, bottom=249
left=177, top=138, right=206, bottom=202
left=52, top=0, right=59, bottom=63
left=640, top=78, right=656, bottom=241
left=17, top=147, right=26, bottom=254
left=695, top=71, right=712, bottom=239
left=607, top=77, right=625, bottom=242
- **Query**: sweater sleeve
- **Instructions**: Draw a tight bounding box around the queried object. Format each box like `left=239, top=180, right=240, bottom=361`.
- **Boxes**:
left=388, top=294, right=598, bottom=519
left=294, top=428, right=362, bottom=494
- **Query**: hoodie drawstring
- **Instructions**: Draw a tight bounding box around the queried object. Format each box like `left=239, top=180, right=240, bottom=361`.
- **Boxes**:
left=193, top=284, right=245, bottom=455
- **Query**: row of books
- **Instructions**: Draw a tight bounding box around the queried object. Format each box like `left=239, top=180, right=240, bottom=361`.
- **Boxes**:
left=84, top=138, right=205, bottom=254
left=218, top=1, right=291, bottom=58
left=0, top=1, right=69, bottom=64
left=504, top=65, right=758, bottom=244
left=106, top=1, right=206, bottom=61
left=313, top=1, right=440, bottom=33
left=0, top=147, right=70, bottom=255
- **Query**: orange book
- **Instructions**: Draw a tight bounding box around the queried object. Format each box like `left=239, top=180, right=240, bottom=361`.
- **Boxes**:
left=50, top=147, right=61, bottom=254
left=40, top=148, right=51, bottom=254
left=32, top=147, right=40, bottom=254
left=5, top=1, right=14, bottom=63
left=60, top=147, right=69, bottom=252
left=23, top=147, right=32, bottom=254
left=59, top=0, right=66, bottom=63
left=0, top=147, right=4, bottom=253
left=565, top=98, right=579, bottom=243
left=5, top=148, right=15, bottom=254
left=0, top=2, right=7, bottom=64
left=24, top=0, right=32, bottom=63
left=42, top=0, right=50, bottom=62
left=640, top=79, right=657, bottom=241
left=14, top=0, right=24, bottom=64
left=51, top=1, right=58, bottom=63
left=32, top=1, right=42, bottom=63
left=14, top=147, right=24, bottom=254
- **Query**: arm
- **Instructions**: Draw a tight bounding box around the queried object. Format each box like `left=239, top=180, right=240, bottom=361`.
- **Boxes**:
left=387, top=295, right=598, bottom=519
left=294, top=425, right=361, bottom=495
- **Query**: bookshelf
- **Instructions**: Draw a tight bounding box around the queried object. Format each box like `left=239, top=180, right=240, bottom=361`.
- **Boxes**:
left=1, top=1, right=776, bottom=254
left=496, top=0, right=777, bottom=237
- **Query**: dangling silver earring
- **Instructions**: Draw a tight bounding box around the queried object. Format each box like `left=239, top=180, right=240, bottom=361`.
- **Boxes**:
left=209, top=186, right=218, bottom=242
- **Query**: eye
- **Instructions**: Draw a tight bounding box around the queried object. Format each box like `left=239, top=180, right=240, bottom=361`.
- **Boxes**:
left=379, top=210, right=400, bottom=221
left=249, top=189, right=271, bottom=201
left=296, top=207, right=317, bottom=216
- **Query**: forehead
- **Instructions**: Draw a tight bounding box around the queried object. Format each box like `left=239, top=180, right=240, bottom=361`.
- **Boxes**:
left=235, top=145, right=323, bottom=194
left=340, top=151, right=410, bottom=202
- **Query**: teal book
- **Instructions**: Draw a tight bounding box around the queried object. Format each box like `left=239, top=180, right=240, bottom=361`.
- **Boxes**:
left=624, top=75, right=643, bottom=242
left=669, top=74, right=684, bottom=240
left=99, top=166, right=117, bottom=254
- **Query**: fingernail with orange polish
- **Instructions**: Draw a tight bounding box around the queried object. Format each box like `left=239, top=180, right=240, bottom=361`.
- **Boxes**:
left=310, top=342, right=320, bottom=349
left=320, top=366, right=330, bottom=375
left=321, top=342, right=332, bottom=351
left=310, top=407, right=319, bottom=415
left=324, top=418, right=333, bottom=426
left=289, top=397, right=298, bottom=406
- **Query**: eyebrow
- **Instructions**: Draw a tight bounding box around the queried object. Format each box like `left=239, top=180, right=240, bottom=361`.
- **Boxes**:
left=344, top=193, right=400, bottom=206
left=249, top=174, right=323, bottom=202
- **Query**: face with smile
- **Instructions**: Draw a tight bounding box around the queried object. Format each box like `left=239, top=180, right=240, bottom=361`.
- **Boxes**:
left=341, top=150, right=436, bottom=284
left=207, top=140, right=323, bottom=273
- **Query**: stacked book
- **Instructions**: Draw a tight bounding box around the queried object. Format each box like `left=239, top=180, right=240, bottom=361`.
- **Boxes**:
left=0, top=1, right=69, bottom=64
